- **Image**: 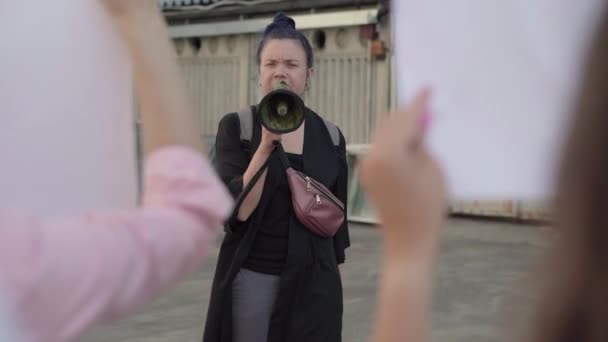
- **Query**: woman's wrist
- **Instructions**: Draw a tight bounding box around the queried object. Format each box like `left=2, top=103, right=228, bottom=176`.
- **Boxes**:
left=106, top=1, right=161, bottom=22
left=112, top=6, right=168, bottom=52
left=380, top=222, right=440, bottom=268
left=258, top=141, right=277, bottom=155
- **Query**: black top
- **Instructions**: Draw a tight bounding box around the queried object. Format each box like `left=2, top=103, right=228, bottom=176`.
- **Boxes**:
left=242, top=153, right=304, bottom=275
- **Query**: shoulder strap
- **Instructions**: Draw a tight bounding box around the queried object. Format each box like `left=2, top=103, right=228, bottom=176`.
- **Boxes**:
left=322, top=118, right=340, bottom=147
left=228, top=145, right=277, bottom=224
left=237, top=106, right=254, bottom=142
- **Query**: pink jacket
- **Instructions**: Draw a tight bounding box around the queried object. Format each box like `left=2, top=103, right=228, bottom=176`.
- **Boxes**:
left=0, top=146, right=233, bottom=342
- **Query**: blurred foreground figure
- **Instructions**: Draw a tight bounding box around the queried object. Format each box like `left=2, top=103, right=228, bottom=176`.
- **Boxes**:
left=0, top=1, right=232, bottom=341
left=361, top=5, right=608, bottom=342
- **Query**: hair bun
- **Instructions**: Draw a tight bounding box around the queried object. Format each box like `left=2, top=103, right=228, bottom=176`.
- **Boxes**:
left=272, top=12, right=296, bottom=29
left=264, top=12, right=296, bottom=35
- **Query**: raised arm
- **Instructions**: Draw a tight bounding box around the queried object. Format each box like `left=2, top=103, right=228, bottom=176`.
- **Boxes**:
left=359, top=89, right=446, bottom=342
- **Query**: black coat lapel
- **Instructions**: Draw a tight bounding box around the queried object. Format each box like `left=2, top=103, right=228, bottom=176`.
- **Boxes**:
left=302, top=108, right=339, bottom=189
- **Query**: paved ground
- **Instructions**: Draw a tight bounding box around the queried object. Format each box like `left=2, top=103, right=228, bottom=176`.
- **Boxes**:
left=82, top=218, right=547, bottom=342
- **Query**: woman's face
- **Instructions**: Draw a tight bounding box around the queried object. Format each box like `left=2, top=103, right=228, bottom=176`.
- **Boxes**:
left=259, top=39, right=312, bottom=98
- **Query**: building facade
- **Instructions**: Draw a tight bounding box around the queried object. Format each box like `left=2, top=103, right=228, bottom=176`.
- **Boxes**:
left=160, top=0, right=393, bottom=145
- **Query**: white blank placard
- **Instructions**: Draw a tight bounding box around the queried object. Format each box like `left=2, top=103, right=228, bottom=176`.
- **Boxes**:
left=393, top=0, right=604, bottom=200
left=0, top=2, right=136, bottom=217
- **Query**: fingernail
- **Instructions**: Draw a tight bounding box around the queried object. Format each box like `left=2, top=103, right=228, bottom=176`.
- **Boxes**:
left=421, top=84, right=433, bottom=98
left=420, top=108, right=432, bottom=134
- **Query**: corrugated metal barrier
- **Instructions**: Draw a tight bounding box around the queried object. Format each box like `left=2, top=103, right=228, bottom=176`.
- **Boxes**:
left=345, top=145, right=552, bottom=224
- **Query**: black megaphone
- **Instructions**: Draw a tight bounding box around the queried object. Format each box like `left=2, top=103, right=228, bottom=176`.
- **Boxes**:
left=258, top=81, right=305, bottom=134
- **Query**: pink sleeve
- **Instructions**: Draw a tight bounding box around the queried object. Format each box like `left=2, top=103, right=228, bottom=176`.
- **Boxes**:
left=0, top=146, right=233, bottom=342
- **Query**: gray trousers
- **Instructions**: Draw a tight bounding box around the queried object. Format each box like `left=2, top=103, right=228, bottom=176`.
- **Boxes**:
left=232, top=268, right=281, bottom=342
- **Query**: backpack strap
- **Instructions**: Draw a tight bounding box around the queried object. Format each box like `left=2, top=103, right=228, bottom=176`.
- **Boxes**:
left=237, top=106, right=254, bottom=142
left=237, top=105, right=340, bottom=146
left=322, top=118, right=340, bottom=147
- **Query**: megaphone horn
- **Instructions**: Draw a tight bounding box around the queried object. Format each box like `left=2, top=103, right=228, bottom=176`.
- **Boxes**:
left=258, top=81, right=305, bottom=134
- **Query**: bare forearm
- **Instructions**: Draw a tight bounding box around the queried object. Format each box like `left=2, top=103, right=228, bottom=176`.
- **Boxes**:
left=237, top=146, right=274, bottom=221
left=113, top=6, right=200, bottom=155
left=370, top=249, right=435, bottom=342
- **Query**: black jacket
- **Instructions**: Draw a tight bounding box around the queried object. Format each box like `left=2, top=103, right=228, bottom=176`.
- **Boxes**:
left=202, top=106, right=350, bottom=342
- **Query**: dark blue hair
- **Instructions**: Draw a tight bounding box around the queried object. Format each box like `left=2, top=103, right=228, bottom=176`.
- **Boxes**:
left=256, top=12, right=314, bottom=68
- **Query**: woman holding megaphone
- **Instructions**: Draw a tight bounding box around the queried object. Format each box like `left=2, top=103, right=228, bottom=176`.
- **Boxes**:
left=204, top=12, right=351, bottom=342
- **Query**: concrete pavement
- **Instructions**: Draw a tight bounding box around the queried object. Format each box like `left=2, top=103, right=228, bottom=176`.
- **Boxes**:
left=83, top=218, right=546, bottom=342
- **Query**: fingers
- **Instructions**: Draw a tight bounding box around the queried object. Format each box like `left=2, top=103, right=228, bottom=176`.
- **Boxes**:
left=260, top=128, right=281, bottom=151
left=361, top=87, right=434, bottom=190
left=370, top=87, right=432, bottom=155
left=262, top=127, right=282, bottom=140
left=397, top=87, right=432, bottom=149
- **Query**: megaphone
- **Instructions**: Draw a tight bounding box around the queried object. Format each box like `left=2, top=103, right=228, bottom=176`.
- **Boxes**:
left=258, top=81, right=306, bottom=134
